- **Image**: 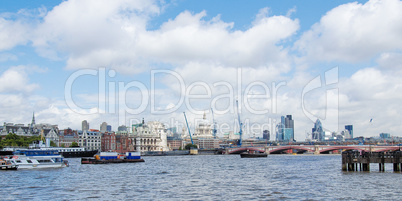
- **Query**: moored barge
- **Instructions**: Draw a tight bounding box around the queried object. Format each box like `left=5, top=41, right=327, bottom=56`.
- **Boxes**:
left=81, top=152, right=144, bottom=164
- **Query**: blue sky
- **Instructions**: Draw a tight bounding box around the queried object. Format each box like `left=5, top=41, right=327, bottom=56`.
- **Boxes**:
left=1, top=0, right=402, bottom=140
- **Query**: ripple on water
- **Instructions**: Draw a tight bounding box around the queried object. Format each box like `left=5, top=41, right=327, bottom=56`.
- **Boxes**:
left=0, top=155, right=401, bottom=200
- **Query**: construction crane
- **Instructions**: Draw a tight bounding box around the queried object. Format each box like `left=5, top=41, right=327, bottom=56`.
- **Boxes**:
left=236, top=100, right=242, bottom=146
left=183, top=112, right=194, bottom=145
left=211, top=108, right=217, bottom=138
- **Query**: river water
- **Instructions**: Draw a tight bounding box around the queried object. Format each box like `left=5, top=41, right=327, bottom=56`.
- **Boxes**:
left=1, top=154, right=401, bottom=200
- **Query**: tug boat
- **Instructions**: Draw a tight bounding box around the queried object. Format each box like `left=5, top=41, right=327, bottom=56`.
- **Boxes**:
left=240, top=151, right=268, bottom=158
left=81, top=152, right=144, bottom=164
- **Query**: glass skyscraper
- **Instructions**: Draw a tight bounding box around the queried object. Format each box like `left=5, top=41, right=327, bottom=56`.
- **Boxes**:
left=345, top=125, right=353, bottom=139
left=312, top=119, right=324, bottom=141
left=276, top=115, right=294, bottom=142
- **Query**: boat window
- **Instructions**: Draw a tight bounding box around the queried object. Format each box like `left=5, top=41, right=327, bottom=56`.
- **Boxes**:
left=27, top=160, right=32, bottom=163
left=38, top=160, right=52, bottom=163
left=16, top=160, right=21, bottom=163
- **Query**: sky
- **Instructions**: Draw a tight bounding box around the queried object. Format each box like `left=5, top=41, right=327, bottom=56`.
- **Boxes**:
left=1, top=0, right=402, bottom=140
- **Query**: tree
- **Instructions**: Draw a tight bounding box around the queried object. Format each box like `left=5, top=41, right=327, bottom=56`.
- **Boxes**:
left=70, top=141, right=79, bottom=147
left=0, top=133, right=42, bottom=148
left=50, top=141, right=57, bottom=147
left=184, top=143, right=197, bottom=150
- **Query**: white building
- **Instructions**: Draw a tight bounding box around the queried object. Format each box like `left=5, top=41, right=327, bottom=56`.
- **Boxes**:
left=79, top=130, right=101, bottom=151
left=133, top=121, right=168, bottom=152
left=341, top=130, right=351, bottom=139
left=45, top=128, right=60, bottom=146
left=193, top=112, right=213, bottom=139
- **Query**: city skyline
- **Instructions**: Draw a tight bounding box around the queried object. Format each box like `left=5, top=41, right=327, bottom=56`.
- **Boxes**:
left=1, top=112, right=394, bottom=141
left=1, top=0, right=402, bottom=140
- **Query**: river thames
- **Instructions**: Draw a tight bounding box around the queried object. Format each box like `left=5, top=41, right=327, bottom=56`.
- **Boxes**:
left=1, top=154, right=401, bottom=200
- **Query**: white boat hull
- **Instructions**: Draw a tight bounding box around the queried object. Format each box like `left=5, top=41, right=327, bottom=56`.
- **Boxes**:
left=12, top=150, right=68, bottom=169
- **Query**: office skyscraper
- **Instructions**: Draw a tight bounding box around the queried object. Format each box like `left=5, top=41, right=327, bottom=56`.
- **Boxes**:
left=82, top=120, right=89, bottom=131
left=312, top=119, right=324, bottom=141
left=276, top=115, right=294, bottom=142
left=100, top=122, right=108, bottom=133
left=345, top=125, right=353, bottom=139
left=263, top=130, right=270, bottom=141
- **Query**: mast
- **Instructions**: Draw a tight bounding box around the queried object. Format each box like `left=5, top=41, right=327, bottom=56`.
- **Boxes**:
left=183, top=112, right=194, bottom=145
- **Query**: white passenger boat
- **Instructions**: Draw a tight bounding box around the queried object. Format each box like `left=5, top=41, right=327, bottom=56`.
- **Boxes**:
left=12, top=150, right=68, bottom=169
left=0, top=158, right=18, bottom=170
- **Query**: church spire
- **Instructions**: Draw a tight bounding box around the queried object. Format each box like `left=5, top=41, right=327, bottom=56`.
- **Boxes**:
left=31, top=112, right=36, bottom=126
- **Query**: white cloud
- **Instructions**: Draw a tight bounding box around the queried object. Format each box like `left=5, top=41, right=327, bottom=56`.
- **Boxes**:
left=2, top=0, right=402, bottom=139
left=32, top=0, right=160, bottom=67
left=0, top=17, right=29, bottom=51
left=27, top=1, right=299, bottom=73
left=337, top=67, right=402, bottom=136
left=0, top=66, right=39, bottom=93
left=295, top=0, right=402, bottom=62
left=139, top=10, right=299, bottom=68
left=377, top=52, right=402, bottom=71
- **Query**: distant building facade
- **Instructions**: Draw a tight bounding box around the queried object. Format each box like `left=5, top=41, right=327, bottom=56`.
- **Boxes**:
left=59, top=128, right=79, bottom=147
left=101, top=132, right=134, bottom=153
left=197, top=138, right=220, bottom=149
left=223, top=131, right=240, bottom=140
left=167, top=137, right=183, bottom=150
left=380, top=133, right=391, bottom=139
left=102, top=132, right=116, bottom=151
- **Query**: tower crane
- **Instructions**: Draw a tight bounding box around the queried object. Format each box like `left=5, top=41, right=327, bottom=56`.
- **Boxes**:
left=211, top=108, right=217, bottom=138
left=236, top=100, right=242, bottom=146
left=183, top=112, right=194, bottom=145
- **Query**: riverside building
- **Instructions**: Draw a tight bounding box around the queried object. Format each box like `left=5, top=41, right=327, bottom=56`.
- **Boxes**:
left=132, top=120, right=168, bottom=152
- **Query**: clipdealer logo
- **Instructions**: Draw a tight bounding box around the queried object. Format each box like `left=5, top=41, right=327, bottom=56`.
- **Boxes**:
left=301, top=67, right=339, bottom=133
left=64, top=67, right=286, bottom=133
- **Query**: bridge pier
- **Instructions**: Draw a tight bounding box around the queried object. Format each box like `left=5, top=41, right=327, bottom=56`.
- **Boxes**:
left=394, top=152, right=401, bottom=172
left=362, top=163, right=370, bottom=171
left=393, top=163, right=400, bottom=171
left=314, top=145, right=320, bottom=155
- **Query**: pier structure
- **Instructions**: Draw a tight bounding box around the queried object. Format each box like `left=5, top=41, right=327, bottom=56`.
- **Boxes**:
left=342, top=150, right=402, bottom=172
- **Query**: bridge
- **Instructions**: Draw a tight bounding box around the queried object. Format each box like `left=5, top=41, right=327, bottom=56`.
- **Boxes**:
left=225, top=145, right=401, bottom=154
